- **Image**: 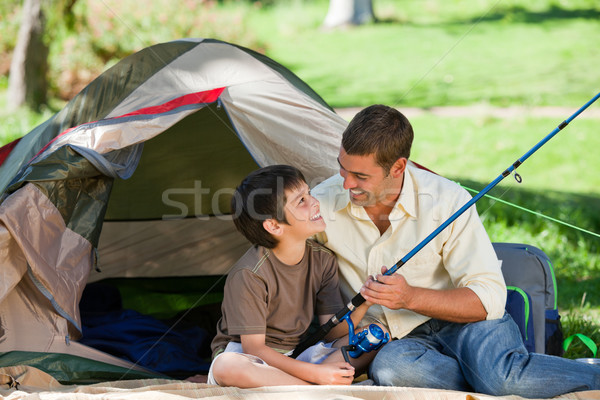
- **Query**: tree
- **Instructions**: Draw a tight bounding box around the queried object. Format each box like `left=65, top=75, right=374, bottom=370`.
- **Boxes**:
left=7, top=0, right=49, bottom=111
left=322, top=0, right=375, bottom=29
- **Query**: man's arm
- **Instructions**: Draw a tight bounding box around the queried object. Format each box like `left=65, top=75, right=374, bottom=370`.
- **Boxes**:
left=240, top=334, right=354, bottom=385
left=360, top=267, right=487, bottom=323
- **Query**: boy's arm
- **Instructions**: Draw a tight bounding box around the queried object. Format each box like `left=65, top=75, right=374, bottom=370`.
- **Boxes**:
left=320, top=301, right=371, bottom=341
left=240, top=334, right=354, bottom=385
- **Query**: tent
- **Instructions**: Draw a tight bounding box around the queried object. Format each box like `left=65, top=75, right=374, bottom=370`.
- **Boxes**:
left=0, top=38, right=348, bottom=383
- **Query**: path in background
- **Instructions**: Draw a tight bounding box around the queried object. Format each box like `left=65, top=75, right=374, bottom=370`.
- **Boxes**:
left=335, top=105, right=600, bottom=121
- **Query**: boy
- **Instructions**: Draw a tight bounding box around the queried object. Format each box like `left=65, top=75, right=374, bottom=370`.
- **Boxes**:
left=206, top=165, right=377, bottom=387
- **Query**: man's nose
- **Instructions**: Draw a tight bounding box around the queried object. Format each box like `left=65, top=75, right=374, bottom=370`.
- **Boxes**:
left=342, top=173, right=356, bottom=190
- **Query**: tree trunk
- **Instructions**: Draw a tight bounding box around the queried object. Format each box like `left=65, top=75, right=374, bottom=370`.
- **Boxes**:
left=323, top=0, right=375, bottom=29
left=7, top=0, right=49, bottom=111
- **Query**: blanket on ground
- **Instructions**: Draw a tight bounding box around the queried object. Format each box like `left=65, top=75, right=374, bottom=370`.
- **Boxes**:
left=1, top=365, right=599, bottom=400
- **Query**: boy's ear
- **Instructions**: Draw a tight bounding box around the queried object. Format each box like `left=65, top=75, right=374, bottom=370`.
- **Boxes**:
left=263, top=219, right=284, bottom=237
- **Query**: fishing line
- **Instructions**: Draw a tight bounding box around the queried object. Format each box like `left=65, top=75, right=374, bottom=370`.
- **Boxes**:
left=469, top=175, right=519, bottom=222
left=394, top=0, right=504, bottom=105
left=117, top=272, right=230, bottom=380
left=461, top=185, right=600, bottom=239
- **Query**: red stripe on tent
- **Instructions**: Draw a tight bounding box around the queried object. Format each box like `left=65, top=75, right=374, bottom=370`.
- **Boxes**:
left=0, top=138, right=21, bottom=167
left=117, top=87, right=226, bottom=118
left=31, top=88, right=226, bottom=163
left=412, top=160, right=437, bottom=175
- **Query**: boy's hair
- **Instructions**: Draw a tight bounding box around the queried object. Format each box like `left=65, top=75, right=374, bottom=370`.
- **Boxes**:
left=231, top=165, right=307, bottom=248
left=342, top=104, right=414, bottom=173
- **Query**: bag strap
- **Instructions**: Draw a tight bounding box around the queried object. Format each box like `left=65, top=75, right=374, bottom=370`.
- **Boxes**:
left=563, top=333, right=597, bottom=357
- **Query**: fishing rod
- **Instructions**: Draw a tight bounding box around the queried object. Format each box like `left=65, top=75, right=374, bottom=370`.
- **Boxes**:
left=291, top=91, right=600, bottom=360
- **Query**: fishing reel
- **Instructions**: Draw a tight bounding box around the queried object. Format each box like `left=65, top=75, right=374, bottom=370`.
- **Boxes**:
left=340, top=313, right=389, bottom=362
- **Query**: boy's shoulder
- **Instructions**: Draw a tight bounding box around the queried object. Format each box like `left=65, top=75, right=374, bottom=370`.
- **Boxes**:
left=230, top=241, right=335, bottom=273
left=305, top=239, right=334, bottom=258
left=229, top=244, right=271, bottom=275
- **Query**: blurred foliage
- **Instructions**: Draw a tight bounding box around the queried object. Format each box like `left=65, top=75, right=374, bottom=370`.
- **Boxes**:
left=2, top=0, right=265, bottom=100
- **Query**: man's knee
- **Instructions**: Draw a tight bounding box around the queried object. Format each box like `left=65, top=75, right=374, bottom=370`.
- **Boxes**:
left=369, top=340, right=431, bottom=387
left=370, top=339, right=469, bottom=391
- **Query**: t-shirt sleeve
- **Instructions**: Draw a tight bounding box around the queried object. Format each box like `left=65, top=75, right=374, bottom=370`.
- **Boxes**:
left=221, top=269, right=269, bottom=335
left=315, top=252, right=345, bottom=316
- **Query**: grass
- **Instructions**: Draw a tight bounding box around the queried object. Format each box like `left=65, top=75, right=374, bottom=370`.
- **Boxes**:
left=1, top=0, right=599, bottom=358
left=246, top=0, right=600, bottom=108
left=409, top=115, right=600, bottom=195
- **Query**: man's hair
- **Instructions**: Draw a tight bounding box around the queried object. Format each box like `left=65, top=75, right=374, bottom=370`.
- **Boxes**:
left=231, top=165, right=307, bottom=248
left=341, top=104, right=414, bottom=173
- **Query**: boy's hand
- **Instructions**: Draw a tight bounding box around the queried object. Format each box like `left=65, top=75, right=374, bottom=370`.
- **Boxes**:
left=314, top=362, right=355, bottom=385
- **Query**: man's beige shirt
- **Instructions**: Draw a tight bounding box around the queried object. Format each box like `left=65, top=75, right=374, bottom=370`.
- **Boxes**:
left=313, top=162, right=507, bottom=339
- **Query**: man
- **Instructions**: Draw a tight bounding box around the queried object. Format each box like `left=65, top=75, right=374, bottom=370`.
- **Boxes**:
left=312, top=104, right=599, bottom=397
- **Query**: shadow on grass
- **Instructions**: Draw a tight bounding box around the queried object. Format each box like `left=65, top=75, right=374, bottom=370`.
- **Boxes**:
left=374, top=5, right=600, bottom=26
left=462, top=5, right=600, bottom=24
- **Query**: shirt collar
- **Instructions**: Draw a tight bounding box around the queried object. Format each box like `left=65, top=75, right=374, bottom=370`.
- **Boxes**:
left=332, top=175, right=351, bottom=212
left=396, top=163, right=418, bottom=219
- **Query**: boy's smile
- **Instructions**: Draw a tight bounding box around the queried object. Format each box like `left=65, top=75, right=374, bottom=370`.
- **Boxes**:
left=284, top=182, right=325, bottom=234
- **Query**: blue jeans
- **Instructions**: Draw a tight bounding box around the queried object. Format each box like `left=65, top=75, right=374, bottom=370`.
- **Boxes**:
left=369, top=313, right=600, bottom=398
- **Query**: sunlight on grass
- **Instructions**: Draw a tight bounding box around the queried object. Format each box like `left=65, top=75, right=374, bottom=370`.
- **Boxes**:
left=409, top=115, right=600, bottom=195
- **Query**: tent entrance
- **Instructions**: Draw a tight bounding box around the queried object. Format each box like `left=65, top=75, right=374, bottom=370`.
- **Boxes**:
left=78, top=275, right=226, bottom=379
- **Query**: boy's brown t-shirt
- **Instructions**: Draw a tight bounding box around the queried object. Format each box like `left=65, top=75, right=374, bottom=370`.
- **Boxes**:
left=210, top=240, right=344, bottom=358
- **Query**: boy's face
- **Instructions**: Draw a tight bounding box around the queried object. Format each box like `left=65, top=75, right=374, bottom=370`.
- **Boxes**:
left=281, top=181, right=326, bottom=239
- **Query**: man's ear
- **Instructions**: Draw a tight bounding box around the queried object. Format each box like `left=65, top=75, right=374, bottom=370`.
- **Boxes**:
left=390, top=157, right=408, bottom=178
left=263, top=219, right=284, bottom=237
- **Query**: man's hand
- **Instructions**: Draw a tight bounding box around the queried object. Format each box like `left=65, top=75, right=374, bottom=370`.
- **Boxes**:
left=360, top=266, right=413, bottom=310
left=313, top=362, right=355, bottom=385
left=360, top=266, right=488, bottom=322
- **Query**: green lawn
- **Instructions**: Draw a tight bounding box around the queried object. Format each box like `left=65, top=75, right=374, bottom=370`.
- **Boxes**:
left=245, top=0, right=600, bottom=108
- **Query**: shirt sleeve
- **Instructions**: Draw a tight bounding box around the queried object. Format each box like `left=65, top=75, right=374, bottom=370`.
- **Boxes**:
left=442, top=193, right=507, bottom=320
left=221, top=269, right=269, bottom=335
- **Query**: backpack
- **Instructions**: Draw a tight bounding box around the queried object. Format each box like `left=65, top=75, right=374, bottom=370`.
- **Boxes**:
left=505, top=286, right=536, bottom=352
left=493, top=242, right=564, bottom=355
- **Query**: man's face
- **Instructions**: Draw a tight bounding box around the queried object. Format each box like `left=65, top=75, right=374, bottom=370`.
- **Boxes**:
left=282, top=181, right=326, bottom=238
left=337, top=147, right=401, bottom=208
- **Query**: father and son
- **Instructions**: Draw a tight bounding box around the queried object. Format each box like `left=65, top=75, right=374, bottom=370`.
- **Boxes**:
left=193, top=105, right=599, bottom=396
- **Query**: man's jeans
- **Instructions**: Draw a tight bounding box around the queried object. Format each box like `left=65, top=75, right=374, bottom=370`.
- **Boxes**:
left=369, top=313, right=600, bottom=398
